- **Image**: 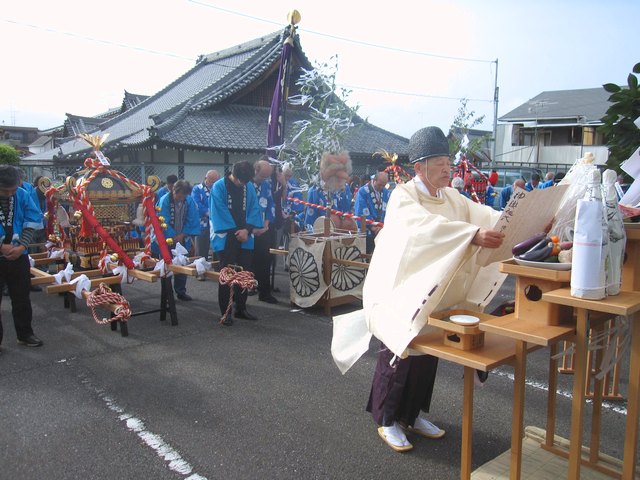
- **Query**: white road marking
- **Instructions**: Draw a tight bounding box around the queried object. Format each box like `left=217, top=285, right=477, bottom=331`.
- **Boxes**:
left=491, top=369, right=628, bottom=416
left=79, top=375, right=208, bottom=479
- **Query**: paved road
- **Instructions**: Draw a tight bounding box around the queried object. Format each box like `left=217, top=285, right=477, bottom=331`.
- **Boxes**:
left=0, top=270, right=633, bottom=479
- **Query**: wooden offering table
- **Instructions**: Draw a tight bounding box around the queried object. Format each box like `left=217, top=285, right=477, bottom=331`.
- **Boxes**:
left=410, top=330, right=530, bottom=480
left=541, top=288, right=640, bottom=479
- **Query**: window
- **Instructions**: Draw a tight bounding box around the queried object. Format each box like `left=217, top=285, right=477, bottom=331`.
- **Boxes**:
left=583, top=127, right=595, bottom=146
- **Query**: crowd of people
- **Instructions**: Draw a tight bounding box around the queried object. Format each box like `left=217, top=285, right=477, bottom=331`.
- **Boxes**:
left=1, top=145, right=575, bottom=347
left=1, top=132, right=592, bottom=455
left=148, top=156, right=396, bottom=322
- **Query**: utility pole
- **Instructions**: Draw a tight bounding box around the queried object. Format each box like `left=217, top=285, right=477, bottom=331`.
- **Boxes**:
left=491, top=59, right=499, bottom=169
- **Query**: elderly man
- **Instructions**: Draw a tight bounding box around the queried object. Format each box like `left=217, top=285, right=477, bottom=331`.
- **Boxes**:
left=451, top=176, right=472, bottom=199
left=331, top=126, right=506, bottom=452
left=500, top=178, right=526, bottom=210
left=191, top=169, right=221, bottom=262
left=538, top=172, right=555, bottom=189
left=354, top=170, right=390, bottom=254
left=251, top=158, right=278, bottom=304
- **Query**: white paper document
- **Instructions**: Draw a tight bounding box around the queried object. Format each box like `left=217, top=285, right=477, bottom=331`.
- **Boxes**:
left=476, top=185, right=569, bottom=267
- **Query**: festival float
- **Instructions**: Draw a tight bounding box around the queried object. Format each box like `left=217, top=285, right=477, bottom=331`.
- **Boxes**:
left=285, top=152, right=368, bottom=314
left=31, top=133, right=215, bottom=335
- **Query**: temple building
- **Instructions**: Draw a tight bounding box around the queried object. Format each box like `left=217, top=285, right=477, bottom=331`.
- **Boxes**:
left=25, top=28, right=408, bottom=175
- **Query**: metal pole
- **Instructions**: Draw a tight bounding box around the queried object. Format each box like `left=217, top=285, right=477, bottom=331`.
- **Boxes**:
left=491, top=58, right=499, bottom=169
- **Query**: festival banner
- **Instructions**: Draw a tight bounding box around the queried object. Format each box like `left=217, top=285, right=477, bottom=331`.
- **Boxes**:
left=288, top=236, right=327, bottom=308
left=329, top=236, right=367, bottom=299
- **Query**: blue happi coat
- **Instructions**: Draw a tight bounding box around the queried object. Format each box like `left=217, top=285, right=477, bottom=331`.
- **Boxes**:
left=354, top=182, right=390, bottom=237
left=191, top=182, right=211, bottom=232
left=152, top=193, right=201, bottom=254
left=209, top=177, right=262, bottom=252
left=303, top=184, right=352, bottom=231
left=21, top=181, right=42, bottom=214
left=0, top=187, right=43, bottom=254
left=285, top=177, right=304, bottom=215
left=254, top=179, right=275, bottom=225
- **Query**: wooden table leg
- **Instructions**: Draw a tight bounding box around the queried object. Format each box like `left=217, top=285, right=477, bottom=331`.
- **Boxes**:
left=462, top=366, right=475, bottom=480
left=545, top=343, right=558, bottom=448
left=589, top=322, right=605, bottom=464
left=568, top=308, right=589, bottom=479
left=622, top=314, right=640, bottom=479
left=510, top=340, right=526, bottom=480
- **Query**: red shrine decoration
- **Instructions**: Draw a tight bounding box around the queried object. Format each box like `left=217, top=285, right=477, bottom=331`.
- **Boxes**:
left=38, top=133, right=172, bottom=270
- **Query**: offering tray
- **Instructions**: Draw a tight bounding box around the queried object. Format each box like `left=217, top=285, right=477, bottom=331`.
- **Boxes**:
left=428, top=309, right=497, bottom=351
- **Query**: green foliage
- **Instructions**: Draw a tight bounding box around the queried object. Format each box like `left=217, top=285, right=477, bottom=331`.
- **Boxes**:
left=449, top=99, right=490, bottom=162
left=600, top=62, right=640, bottom=171
left=283, top=56, right=360, bottom=186
left=0, top=144, right=20, bottom=165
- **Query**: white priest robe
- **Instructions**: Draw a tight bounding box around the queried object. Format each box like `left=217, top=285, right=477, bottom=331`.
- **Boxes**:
left=331, top=180, right=506, bottom=374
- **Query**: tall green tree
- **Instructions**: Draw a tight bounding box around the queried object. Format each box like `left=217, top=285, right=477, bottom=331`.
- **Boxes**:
left=600, top=62, right=640, bottom=172
left=0, top=144, right=20, bottom=165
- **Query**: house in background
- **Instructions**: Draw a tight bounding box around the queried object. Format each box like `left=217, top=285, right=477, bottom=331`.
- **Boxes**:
left=0, top=125, right=40, bottom=155
left=495, top=87, right=611, bottom=167
left=24, top=28, right=408, bottom=181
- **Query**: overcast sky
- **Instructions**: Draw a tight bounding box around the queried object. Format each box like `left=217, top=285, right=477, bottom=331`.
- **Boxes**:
left=2, top=0, right=638, bottom=140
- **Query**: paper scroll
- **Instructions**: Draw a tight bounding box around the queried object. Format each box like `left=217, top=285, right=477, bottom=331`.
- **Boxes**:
left=476, top=185, right=569, bottom=267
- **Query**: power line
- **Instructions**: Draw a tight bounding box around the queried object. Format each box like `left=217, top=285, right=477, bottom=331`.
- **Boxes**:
left=2, top=18, right=196, bottom=61
left=3, top=16, right=495, bottom=105
left=187, top=0, right=496, bottom=64
left=340, top=84, right=494, bottom=103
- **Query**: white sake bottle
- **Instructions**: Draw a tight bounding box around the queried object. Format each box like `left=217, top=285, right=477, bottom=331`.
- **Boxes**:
left=602, top=169, right=626, bottom=296
left=571, top=169, right=607, bottom=300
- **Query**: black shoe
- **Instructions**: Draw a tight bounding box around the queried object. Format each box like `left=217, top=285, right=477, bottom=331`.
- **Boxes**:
left=177, top=293, right=193, bottom=301
left=259, top=295, right=278, bottom=304
left=220, top=316, right=233, bottom=326
left=30, top=285, right=43, bottom=292
left=234, top=309, right=258, bottom=320
left=17, top=335, right=43, bottom=347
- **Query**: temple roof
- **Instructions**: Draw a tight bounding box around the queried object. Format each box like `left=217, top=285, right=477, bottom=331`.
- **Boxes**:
left=28, top=28, right=408, bottom=163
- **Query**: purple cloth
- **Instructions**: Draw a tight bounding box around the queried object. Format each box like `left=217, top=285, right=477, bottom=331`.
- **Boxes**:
left=266, top=36, right=293, bottom=152
left=366, top=342, right=439, bottom=427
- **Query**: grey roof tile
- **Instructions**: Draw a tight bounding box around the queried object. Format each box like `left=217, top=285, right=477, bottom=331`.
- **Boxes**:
left=500, top=87, right=612, bottom=123
left=28, top=28, right=406, bottom=162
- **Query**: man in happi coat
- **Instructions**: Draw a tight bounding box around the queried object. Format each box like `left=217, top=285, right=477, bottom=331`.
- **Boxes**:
left=210, top=161, right=262, bottom=326
left=331, top=127, right=507, bottom=452
left=0, top=165, right=44, bottom=349
left=154, top=180, right=201, bottom=301
left=303, top=182, right=352, bottom=231
left=191, top=169, right=220, bottom=261
left=250, top=158, right=278, bottom=304
left=354, top=171, right=390, bottom=254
